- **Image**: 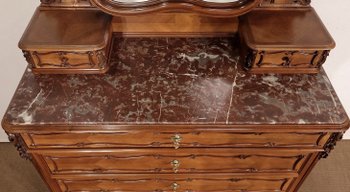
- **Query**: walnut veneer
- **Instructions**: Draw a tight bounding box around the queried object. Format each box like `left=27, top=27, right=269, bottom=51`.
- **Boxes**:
left=2, top=0, right=349, bottom=192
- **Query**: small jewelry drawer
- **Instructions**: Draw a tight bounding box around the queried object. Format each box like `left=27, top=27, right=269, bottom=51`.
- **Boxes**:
left=19, top=8, right=112, bottom=74
left=239, top=8, right=335, bottom=74
left=259, top=0, right=311, bottom=7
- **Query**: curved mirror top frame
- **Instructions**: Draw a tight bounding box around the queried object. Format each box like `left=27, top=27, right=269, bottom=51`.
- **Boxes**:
left=91, top=0, right=260, bottom=17
left=112, top=0, right=240, bottom=3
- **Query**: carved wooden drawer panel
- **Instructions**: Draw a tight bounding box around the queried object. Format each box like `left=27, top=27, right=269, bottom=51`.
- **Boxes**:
left=240, top=8, right=335, bottom=74
left=259, top=0, right=311, bottom=7
left=56, top=174, right=294, bottom=192
left=21, top=131, right=330, bottom=149
left=27, top=49, right=108, bottom=70
left=40, top=0, right=92, bottom=7
left=245, top=50, right=330, bottom=73
left=40, top=149, right=313, bottom=175
left=19, top=9, right=112, bottom=74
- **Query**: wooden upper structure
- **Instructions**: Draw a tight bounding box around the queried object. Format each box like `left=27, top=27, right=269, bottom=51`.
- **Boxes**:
left=2, top=1, right=349, bottom=192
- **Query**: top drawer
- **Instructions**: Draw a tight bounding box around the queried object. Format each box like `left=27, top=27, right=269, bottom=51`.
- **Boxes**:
left=21, top=131, right=330, bottom=149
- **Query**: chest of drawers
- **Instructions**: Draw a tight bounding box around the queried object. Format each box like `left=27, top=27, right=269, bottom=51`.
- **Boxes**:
left=2, top=0, right=350, bottom=191
left=2, top=37, right=349, bottom=192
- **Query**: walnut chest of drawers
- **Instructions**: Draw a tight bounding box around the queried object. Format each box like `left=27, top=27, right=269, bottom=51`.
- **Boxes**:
left=2, top=37, right=349, bottom=192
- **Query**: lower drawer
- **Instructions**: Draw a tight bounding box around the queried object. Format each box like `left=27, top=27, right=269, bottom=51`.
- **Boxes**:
left=56, top=174, right=294, bottom=192
left=40, top=148, right=313, bottom=174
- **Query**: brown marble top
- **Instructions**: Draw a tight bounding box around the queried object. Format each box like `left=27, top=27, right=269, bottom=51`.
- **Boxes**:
left=3, top=37, right=349, bottom=127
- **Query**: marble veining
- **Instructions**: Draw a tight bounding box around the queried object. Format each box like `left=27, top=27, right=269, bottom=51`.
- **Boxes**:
left=3, top=37, right=348, bottom=126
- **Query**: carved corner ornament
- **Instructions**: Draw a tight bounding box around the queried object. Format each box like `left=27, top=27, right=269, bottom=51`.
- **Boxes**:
left=244, top=49, right=257, bottom=70
left=40, top=0, right=55, bottom=4
left=8, top=133, right=32, bottom=160
left=295, top=0, right=311, bottom=6
left=22, top=51, right=35, bottom=69
left=319, top=132, right=343, bottom=159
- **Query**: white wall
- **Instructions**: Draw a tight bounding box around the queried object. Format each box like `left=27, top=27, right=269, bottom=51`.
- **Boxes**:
left=0, top=1, right=39, bottom=141
left=0, top=0, right=349, bottom=141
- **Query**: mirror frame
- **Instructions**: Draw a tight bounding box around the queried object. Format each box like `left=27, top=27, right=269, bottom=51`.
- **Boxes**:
left=90, top=0, right=260, bottom=17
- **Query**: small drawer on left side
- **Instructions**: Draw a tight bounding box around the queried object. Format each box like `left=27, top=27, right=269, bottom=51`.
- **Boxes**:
left=19, top=8, right=112, bottom=74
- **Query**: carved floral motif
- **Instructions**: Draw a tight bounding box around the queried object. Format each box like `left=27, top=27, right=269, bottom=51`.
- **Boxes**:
left=319, top=132, right=344, bottom=159
left=8, top=133, right=31, bottom=160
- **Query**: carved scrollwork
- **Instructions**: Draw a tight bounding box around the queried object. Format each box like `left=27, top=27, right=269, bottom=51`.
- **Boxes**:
left=317, top=50, right=330, bottom=67
left=40, top=0, right=92, bottom=7
left=244, top=49, right=257, bottom=70
left=40, top=0, right=55, bottom=4
left=261, top=0, right=311, bottom=6
left=253, top=50, right=326, bottom=69
left=294, top=0, right=311, bottom=6
left=31, top=50, right=107, bottom=69
left=8, top=133, right=32, bottom=160
left=319, top=132, right=343, bottom=159
left=22, top=51, right=35, bottom=69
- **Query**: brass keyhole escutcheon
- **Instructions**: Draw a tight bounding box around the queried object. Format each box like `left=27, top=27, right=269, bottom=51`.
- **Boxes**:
left=171, top=159, right=180, bottom=173
left=171, top=182, right=180, bottom=192
left=171, top=134, right=182, bottom=149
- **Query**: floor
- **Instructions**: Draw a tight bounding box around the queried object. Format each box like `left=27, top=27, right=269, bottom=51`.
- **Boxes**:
left=0, top=141, right=349, bottom=192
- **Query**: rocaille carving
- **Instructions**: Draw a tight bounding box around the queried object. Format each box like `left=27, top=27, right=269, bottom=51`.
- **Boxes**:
left=319, top=132, right=344, bottom=159
left=8, top=133, right=31, bottom=160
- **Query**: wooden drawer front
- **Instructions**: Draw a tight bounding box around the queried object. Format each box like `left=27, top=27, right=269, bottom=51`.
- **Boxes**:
left=246, top=50, right=330, bottom=73
left=41, top=0, right=92, bottom=7
left=57, top=174, right=293, bottom=192
left=259, top=0, right=311, bottom=7
left=42, top=149, right=311, bottom=174
left=24, top=49, right=108, bottom=74
left=22, top=131, right=329, bottom=149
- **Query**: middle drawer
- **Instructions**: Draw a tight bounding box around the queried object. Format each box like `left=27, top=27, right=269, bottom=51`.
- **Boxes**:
left=39, top=148, right=314, bottom=175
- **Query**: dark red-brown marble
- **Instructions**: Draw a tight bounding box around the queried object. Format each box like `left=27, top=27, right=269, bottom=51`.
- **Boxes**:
left=3, top=37, right=348, bottom=126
